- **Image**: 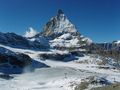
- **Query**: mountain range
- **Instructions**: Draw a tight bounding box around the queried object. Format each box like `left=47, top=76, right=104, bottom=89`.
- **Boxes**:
left=0, top=9, right=120, bottom=90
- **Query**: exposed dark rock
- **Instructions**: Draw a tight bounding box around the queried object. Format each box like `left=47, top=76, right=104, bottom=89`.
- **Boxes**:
left=0, top=47, right=32, bottom=74
left=0, top=74, right=14, bottom=80
left=0, top=32, right=49, bottom=50
left=39, top=53, right=76, bottom=62
left=58, top=9, right=64, bottom=15
left=70, top=51, right=85, bottom=57
left=88, top=76, right=111, bottom=85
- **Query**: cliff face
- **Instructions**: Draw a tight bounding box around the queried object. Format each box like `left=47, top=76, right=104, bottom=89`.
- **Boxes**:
left=42, top=9, right=78, bottom=38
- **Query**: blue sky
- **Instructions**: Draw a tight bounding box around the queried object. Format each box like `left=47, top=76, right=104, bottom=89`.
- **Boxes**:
left=0, top=0, right=120, bottom=42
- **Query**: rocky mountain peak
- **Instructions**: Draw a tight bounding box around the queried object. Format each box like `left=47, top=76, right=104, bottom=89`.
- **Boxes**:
left=42, top=9, right=77, bottom=38
left=23, top=9, right=92, bottom=49
left=40, top=9, right=92, bottom=48
left=56, top=9, right=66, bottom=21
left=57, top=9, right=64, bottom=15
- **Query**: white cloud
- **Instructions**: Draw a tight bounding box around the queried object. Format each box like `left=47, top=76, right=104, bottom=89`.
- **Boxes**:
left=24, top=27, right=38, bottom=38
left=85, top=37, right=93, bottom=45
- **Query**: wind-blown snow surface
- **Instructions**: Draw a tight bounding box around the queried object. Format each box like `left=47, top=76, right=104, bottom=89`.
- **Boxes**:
left=0, top=44, right=120, bottom=90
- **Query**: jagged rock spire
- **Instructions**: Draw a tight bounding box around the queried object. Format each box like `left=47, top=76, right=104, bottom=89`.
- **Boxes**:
left=57, top=9, right=65, bottom=21
left=43, top=9, right=78, bottom=37
left=57, top=9, right=64, bottom=15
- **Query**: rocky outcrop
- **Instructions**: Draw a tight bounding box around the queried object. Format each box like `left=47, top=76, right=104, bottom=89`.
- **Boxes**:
left=0, top=47, right=32, bottom=74
left=0, top=32, right=49, bottom=50
left=0, top=53, right=31, bottom=68
left=39, top=52, right=76, bottom=62
left=42, top=9, right=78, bottom=38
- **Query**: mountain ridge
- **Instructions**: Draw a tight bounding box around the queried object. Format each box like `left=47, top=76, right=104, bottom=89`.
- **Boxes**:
left=24, top=9, right=93, bottom=49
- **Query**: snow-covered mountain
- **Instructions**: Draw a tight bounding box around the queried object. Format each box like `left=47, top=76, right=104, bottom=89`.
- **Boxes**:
left=24, top=27, right=38, bottom=38
left=113, top=40, right=120, bottom=46
left=114, top=40, right=120, bottom=44
left=94, top=40, right=120, bottom=51
left=0, top=9, right=120, bottom=90
left=38, top=9, right=92, bottom=49
left=112, top=40, right=120, bottom=51
left=42, top=9, right=78, bottom=37
left=22, top=9, right=92, bottom=49
left=0, top=32, right=49, bottom=50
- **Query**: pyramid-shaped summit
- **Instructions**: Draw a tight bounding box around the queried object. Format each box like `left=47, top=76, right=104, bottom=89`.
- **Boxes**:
left=26, top=9, right=92, bottom=49
left=40, top=9, right=92, bottom=49
left=57, top=9, right=64, bottom=14
left=42, top=9, right=79, bottom=38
